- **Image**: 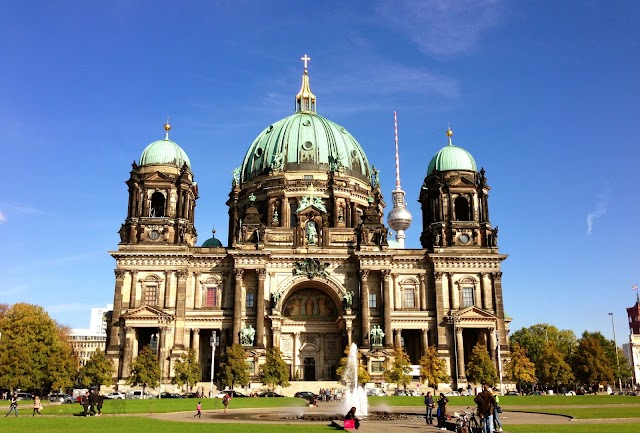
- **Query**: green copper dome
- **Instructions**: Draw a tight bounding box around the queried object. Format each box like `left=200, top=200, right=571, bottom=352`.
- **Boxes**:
left=427, top=129, right=477, bottom=174
left=202, top=229, right=223, bottom=247
left=139, top=123, right=191, bottom=169
left=240, top=69, right=371, bottom=183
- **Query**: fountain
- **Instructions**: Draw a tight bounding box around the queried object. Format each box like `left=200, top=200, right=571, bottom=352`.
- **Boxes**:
left=341, top=343, right=368, bottom=416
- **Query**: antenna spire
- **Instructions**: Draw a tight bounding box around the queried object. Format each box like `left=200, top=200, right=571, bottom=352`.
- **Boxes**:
left=394, top=111, right=401, bottom=190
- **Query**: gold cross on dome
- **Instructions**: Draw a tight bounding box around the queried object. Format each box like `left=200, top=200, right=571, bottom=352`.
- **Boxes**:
left=301, top=54, right=311, bottom=69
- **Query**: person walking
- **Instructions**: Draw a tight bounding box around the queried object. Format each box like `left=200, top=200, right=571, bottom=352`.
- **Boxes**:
left=424, top=391, right=435, bottom=424
left=4, top=394, right=18, bottom=417
left=222, top=392, right=231, bottom=413
left=96, top=393, right=104, bottom=416
left=88, top=390, right=97, bottom=416
left=194, top=401, right=202, bottom=418
left=32, top=395, right=43, bottom=416
left=436, top=392, right=448, bottom=429
left=81, top=391, right=90, bottom=416
left=474, top=383, right=497, bottom=433
left=492, top=391, right=503, bottom=432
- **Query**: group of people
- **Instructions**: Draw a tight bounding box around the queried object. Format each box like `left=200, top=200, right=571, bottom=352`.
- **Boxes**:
left=3, top=393, right=44, bottom=417
left=80, top=390, right=104, bottom=417
left=423, top=383, right=503, bottom=432
left=193, top=392, right=231, bottom=418
left=317, top=387, right=341, bottom=402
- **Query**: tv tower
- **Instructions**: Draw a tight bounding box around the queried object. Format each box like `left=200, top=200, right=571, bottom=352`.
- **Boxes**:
left=387, top=111, right=412, bottom=248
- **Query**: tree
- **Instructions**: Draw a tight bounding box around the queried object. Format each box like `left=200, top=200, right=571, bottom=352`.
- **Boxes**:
left=580, top=331, right=632, bottom=388
left=336, top=346, right=370, bottom=386
left=536, top=341, right=573, bottom=390
left=260, top=347, right=290, bottom=392
left=383, top=347, right=412, bottom=389
left=573, top=336, right=614, bottom=386
left=219, top=343, right=249, bottom=389
left=466, top=343, right=498, bottom=385
left=126, top=345, right=160, bottom=396
left=510, top=324, right=576, bottom=367
left=173, top=348, right=201, bottom=392
left=79, top=349, right=115, bottom=388
left=419, top=346, right=449, bottom=388
left=0, top=303, right=77, bottom=392
left=504, top=343, right=536, bottom=393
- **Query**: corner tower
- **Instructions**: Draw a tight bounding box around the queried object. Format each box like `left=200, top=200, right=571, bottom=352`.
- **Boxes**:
left=118, top=122, right=198, bottom=246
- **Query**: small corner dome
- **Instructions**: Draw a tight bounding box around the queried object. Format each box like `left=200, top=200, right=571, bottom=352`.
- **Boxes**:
left=140, top=138, right=191, bottom=169
left=427, top=129, right=477, bottom=174
left=201, top=229, right=223, bottom=247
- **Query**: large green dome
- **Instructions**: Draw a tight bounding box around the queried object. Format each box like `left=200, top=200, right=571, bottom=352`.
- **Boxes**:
left=240, top=69, right=371, bottom=183
left=427, top=129, right=477, bottom=174
left=139, top=123, right=191, bottom=169
left=241, top=112, right=371, bottom=182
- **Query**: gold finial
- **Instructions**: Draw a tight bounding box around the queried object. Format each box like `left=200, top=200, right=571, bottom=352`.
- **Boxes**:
left=446, top=127, right=453, bottom=137
left=164, top=118, right=171, bottom=139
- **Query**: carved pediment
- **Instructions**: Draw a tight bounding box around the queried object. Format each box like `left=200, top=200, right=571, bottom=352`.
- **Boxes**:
left=456, top=306, right=496, bottom=321
left=449, top=176, right=476, bottom=187
left=144, top=171, right=175, bottom=182
left=122, top=305, right=174, bottom=322
left=297, top=204, right=326, bottom=216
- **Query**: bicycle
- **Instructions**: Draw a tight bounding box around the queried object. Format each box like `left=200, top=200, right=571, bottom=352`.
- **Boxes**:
left=455, top=407, right=483, bottom=433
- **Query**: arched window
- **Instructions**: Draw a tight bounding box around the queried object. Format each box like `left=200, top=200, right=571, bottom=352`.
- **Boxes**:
left=454, top=196, right=470, bottom=221
left=400, top=278, right=419, bottom=309
left=150, top=192, right=165, bottom=217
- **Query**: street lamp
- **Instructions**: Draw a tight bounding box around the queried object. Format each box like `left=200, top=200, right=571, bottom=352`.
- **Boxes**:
left=447, top=313, right=460, bottom=389
left=210, top=332, right=218, bottom=398
left=609, top=313, right=623, bottom=392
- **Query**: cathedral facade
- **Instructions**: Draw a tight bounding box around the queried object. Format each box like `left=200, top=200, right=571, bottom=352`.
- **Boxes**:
left=106, top=59, right=510, bottom=390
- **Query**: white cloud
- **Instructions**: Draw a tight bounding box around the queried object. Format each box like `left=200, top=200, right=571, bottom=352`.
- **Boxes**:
left=586, top=193, right=608, bottom=235
left=376, top=0, right=503, bottom=56
left=0, top=211, right=6, bottom=223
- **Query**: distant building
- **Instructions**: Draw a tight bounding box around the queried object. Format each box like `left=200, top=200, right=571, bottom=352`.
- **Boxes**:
left=70, top=304, right=113, bottom=366
left=625, top=296, right=640, bottom=386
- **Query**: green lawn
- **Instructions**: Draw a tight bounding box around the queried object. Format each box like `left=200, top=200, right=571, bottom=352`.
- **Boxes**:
left=0, top=416, right=331, bottom=433
left=1, top=396, right=306, bottom=416
left=511, top=406, right=640, bottom=419
left=369, top=394, right=640, bottom=407
left=508, top=425, right=640, bottom=433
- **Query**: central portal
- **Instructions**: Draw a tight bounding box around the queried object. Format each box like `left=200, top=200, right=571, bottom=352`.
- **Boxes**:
left=281, top=285, right=343, bottom=381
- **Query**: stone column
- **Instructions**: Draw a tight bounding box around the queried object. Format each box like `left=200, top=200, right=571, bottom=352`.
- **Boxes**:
left=448, top=273, right=459, bottom=310
left=382, top=271, right=393, bottom=347
left=256, top=269, right=266, bottom=348
left=233, top=269, right=244, bottom=344
left=481, top=273, right=491, bottom=310
left=419, top=274, right=427, bottom=311
left=121, top=326, right=135, bottom=378
left=488, top=327, right=497, bottom=363
left=159, top=327, right=170, bottom=381
left=194, top=273, right=202, bottom=309
left=456, top=327, right=465, bottom=379
left=434, top=272, right=447, bottom=347
left=293, top=333, right=300, bottom=379
left=192, top=328, right=200, bottom=362
left=422, top=328, right=429, bottom=356
left=108, top=270, right=126, bottom=354
left=360, top=270, right=370, bottom=348
left=346, top=319, right=353, bottom=346
left=129, top=270, right=138, bottom=308
left=394, top=328, right=402, bottom=349
left=173, top=270, right=188, bottom=349
left=164, top=271, right=173, bottom=308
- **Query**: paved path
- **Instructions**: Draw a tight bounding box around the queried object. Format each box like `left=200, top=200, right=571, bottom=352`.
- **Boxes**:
left=149, top=401, right=607, bottom=432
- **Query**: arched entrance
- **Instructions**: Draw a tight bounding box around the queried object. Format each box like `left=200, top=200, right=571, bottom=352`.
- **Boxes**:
left=280, top=284, right=343, bottom=381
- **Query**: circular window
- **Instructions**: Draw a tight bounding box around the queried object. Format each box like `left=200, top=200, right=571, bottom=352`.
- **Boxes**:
left=267, top=125, right=274, bottom=132
left=302, top=141, right=313, bottom=151
left=340, top=127, right=346, bottom=133
left=255, top=148, right=263, bottom=158
left=351, top=150, right=358, bottom=158
left=302, top=119, right=311, bottom=126
left=149, top=230, right=160, bottom=241
left=459, top=233, right=470, bottom=244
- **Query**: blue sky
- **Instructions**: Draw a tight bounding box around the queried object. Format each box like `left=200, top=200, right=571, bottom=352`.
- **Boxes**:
left=1, top=1, right=639, bottom=343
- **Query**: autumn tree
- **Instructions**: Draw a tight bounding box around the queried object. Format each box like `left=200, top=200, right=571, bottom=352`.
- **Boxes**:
left=0, top=303, right=77, bottom=392
left=580, top=331, right=631, bottom=388
left=419, top=346, right=449, bottom=388
left=505, top=343, right=536, bottom=393
left=537, top=341, right=573, bottom=391
left=126, top=345, right=160, bottom=396
left=510, top=324, right=576, bottom=366
left=260, top=347, right=290, bottom=392
left=219, top=343, right=249, bottom=389
left=79, top=349, right=115, bottom=388
left=383, top=347, right=412, bottom=389
left=573, top=336, right=614, bottom=386
left=466, top=343, right=498, bottom=385
left=336, top=346, right=370, bottom=386
left=172, top=348, right=201, bottom=392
